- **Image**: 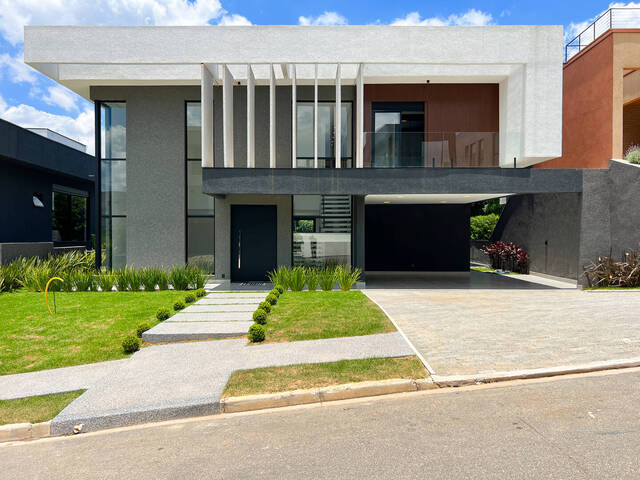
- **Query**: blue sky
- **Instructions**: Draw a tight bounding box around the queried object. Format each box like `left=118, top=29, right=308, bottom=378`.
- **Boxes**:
left=0, top=0, right=635, bottom=152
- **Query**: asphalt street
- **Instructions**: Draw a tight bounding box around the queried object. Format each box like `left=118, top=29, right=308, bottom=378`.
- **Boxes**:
left=1, top=368, right=639, bottom=479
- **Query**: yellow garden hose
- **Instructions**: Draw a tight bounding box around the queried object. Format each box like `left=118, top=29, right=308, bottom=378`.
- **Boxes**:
left=44, top=277, right=64, bottom=314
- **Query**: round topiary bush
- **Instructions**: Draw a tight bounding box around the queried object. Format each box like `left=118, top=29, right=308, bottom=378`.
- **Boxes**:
left=196, top=288, right=207, bottom=297
left=269, top=288, right=280, bottom=298
left=174, top=300, right=186, bottom=311
left=258, top=301, right=271, bottom=313
left=253, top=308, right=267, bottom=325
left=136, top=322, right=151, bottom=338
left=156, top=307, right=171, bottom=321
left=248, top=323, right=266, bottom=343
left=266, top=293, right=278, bottom=305
left=185, top=293, right=196, bottom=303
left=275, top=285, right=284, bottom=295
left=122, top=334, right=141, bottom=353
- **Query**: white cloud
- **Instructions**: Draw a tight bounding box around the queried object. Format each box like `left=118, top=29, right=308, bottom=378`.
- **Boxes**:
left=0, top=94, right=94, bottom=153
left=391, top=9, right=493, bottom=26
left=218, top=14, right=252, bottom=26
left=0, top=51, right=38, bottom=84
left=565, top=3, right=640, bottom=50
left=0, top=0, right=228, bottom=45
left=42, top=85, right=79, bottom=111
left=299, top=11, right=348, bottom=26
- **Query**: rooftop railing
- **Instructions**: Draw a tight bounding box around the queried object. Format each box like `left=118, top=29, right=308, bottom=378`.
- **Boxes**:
left=565, top=8, right=640, bottom=62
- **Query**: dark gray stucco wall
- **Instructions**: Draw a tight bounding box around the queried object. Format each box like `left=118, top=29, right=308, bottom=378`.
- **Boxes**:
left=491, top=193, right=581, bottom=279
left=92, top=86, right=200, bottom=267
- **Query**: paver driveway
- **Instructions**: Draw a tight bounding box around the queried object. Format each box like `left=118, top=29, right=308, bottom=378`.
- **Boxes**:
left=365, top=285, right=640, bottom=376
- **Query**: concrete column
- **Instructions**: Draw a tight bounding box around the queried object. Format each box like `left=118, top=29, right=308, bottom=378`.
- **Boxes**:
left=201, top=64, right=214, bottom=168
left=314, top=64, right=318, bottom=169
left=246, top=65, right=255, bottom=168
left=291, top=64, right=297, bottom=168
left=335, top=64, right=341, bottom=169
left=356, top=64, right=364, bottom=168
left=222, top=64, right=234, bottom=168
left=269, top=64, right=276, bottom=168
left=352, top=195, right=366, bottom=279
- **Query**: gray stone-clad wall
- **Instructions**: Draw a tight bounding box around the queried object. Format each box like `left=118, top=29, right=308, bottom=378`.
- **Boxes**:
left=492, top=193, right=581, bottom=280
left=92, top=86, right=200, bottom=267
left=608, top=160, right=640, bottom=255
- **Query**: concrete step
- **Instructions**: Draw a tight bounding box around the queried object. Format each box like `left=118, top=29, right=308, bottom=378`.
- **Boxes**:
left=205, top=293, right=268, bottom=299
left=142, top=321, right=252, bottom=343
left=183, top=304, right=257, bottom=313
left=197, top=298, right=264, bottom=305
left=166, top=312, right=254, bottom=322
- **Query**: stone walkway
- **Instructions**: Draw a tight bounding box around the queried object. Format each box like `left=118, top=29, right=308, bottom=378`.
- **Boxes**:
left=365, top=287, right=640, bottom=376
left=0, top=332, right=413, bottom=434
left=142, top=292, right=267, bottom=343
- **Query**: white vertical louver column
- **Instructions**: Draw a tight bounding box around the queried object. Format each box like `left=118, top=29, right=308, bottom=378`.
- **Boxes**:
left=269, top=64, right=276, bottom=168
left=201, top=64, right=214, bottom=168
left=246, top=64, right=255, bottom=168
left=356, top=63, right=364, bottom=168
left=335, top=63, right=341, bottom=169
left=291, top=64, right=297, bottom=168
left=314, top=64, right=318, bottom=169
left=222, top=64, right=234, bottom=168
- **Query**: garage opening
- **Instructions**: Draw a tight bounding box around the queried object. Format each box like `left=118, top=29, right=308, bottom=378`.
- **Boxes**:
left=365, top=203, right=470, bottom=271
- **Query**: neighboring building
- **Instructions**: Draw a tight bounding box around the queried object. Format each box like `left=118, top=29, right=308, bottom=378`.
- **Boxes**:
left=0, top=118, right=97, bottom=263
left=24, top=24, right=633, bottom=285
left=491, top=8, right=640, bottom=282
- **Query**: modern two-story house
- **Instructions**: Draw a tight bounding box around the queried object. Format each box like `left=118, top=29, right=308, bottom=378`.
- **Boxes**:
left=26, top=24, right=610, bottom=283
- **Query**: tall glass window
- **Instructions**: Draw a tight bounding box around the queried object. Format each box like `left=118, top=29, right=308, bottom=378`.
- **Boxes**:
left=186, top=101, right=214, bottom=273
left=296, top=102, right=352, bottom=168
left=100, top=102, right=127, bottom=269
left=293, top=195, right=351, bottom=268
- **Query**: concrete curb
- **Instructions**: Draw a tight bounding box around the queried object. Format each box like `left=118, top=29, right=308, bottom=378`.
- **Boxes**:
left=220, top=378, right=437, bottom=413
left=0, top=421, right=50, bottom=443
left=431, top=357, right=640, bottom=387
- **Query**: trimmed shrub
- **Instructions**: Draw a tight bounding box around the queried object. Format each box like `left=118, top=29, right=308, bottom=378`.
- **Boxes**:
left=269, top=288, right=280, bottom=298
left=185, top=293, right=196, bottom=303
left=287, top=266, right=305, bottom=292
left=305, top=268, right=319, bottom=291
left=136, top=322, right=151, bottom=338
left=275, top=284, right=284, bottom=295
left=248, top=324, right=266, bottom=343
left=253, top=308, right=267, bottom=325
left=266, top=293, right=278, bottom=305
left=196, top=288, right=207, bottom=297
left=156, top=307, right=171, bottom=321
left=122, top=334, right=141, bottom=353
left=173, top=300, right=186, bottom=311
left=318, top=266, right=337, bottom=291
left=470, top=214, right=499, bottom=240
left=335, top=266, right=362, bottom=291
left=258, top=301, right=271, bottom=313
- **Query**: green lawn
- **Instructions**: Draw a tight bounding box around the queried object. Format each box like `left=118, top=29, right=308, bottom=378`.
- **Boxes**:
left=263, top=291, right=395, bottom=343
left=0, top=291, right=189, bottom=375
left=0, top=391, right=84, bottom=425
left=222, top=356, right=426, bottom=398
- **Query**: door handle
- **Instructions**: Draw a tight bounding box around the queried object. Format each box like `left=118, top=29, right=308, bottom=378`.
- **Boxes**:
left=237, top=230, right=242, bottom=269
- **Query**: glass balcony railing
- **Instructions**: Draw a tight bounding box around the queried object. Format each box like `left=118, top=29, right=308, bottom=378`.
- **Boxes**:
left=364, top=131, right=499, bottom=168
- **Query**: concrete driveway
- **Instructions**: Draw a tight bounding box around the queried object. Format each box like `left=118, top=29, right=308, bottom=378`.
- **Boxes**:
left=364, top=276, right=640, bottom=376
